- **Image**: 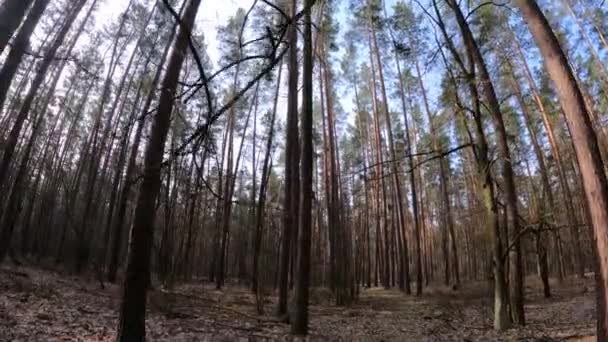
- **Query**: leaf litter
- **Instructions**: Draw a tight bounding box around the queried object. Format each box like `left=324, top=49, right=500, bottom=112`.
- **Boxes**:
left=0, top=266, right=596, bottom=341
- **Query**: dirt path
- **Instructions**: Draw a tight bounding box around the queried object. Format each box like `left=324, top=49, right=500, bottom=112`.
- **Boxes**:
left=0, top=266, right=597, bottom=341
left=322, top=283, right=596, bottom=341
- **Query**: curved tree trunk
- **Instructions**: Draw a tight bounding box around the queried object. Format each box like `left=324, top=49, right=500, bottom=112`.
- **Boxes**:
left=447, top=0, right=524, bottom=325
left=433, top=0, right=510, bottom=329
left=515, top=0, right=608, bottom=339
left=116, top=0, right=202, bottom=339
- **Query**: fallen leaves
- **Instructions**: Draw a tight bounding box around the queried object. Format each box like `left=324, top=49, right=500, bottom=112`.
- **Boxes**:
left=0, top=266, right=598, bottom=341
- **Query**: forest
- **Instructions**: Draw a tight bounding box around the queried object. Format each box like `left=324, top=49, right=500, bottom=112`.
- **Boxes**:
left=0, top=0, right=607, bottom=340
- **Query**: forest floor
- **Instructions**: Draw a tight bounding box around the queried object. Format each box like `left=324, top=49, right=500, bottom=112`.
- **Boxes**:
left=0, top=265, right=597, bottom=341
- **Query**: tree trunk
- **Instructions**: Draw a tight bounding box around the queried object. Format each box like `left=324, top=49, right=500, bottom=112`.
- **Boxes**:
left=372, top=1, right=411, bottom=293
left=278, top=0, right=299, bottom=317
left=320, top=31, right=348, bottom=303
left=365, top=14, right=389, bottom=290
left=507, top=65, right=552, bottom=297
left=515, top=0, right=608, bottom=339
left=393, top=54, right=414, bottom=296
left=217, top=84, right=256, bottom=288
left=510, top=29, right=571, bottom=280
left=0, top=0, right=35, bottom=54
left=101, top=52, right=151, bottom=273
left=447, top=0, right=524, bottom=324
left=414, top=57, right=458, bottom=289
left=75, top=0, right=134, bottom=274
left=0, top=0, right=50, bottom=112
left=0, top=0, right=89, bottom=197
left=0, top=113, right=43, bottom=263
left=107, top=1, right=182, bottom=282
left=252, top=59, right=282, bottom=295
left=433, top=1, right=510, bottom=328
left=115, top=0, right=202, bottom=339
left=292, top=0, right=313, bottom=334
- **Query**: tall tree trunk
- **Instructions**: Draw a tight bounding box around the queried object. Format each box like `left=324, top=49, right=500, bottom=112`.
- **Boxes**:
left=278, top=0, right=299, bottom=317
left=350, top=70, right=373, bottom=289
left=434, top=1, right=510, bottom=328
left=372, top=1, right=411, bottom=293
left=515, top=0, right=608, bottom=339
left=292, top=0, right=313, bottom=334
left=0, top=0, right=35, bottom=54
left=217, top=84, right=256, bottom=288
left=320, top=31, right=348, bottom=303
left=0, top=112, right=43, bottom=262
left=365, top=14, right=389, bottom=290
left=252, top=59, right=283, bottom=295
left=447, top=0, right=524, bottom=324
left=21, top=69, right=79, bottom=257
left=0, top=0, right=50, bottom=112
left=215, top=10, right=251, bottom=287
left=0, top=0, right=89, bottom=197
left=75, top=0, right=134, bottom=273
left=393, top=53, right=414, bottom=296
left=116, top=0, right=202, bottom=339
left=507, top=64, right=552, bottom=297
left=107, top=1, right=183, bottom=282
left=101, top=53, right=150, bottom=273
left=510, top=29, right=571, bottom=279
left=414, top=57, right=458, bottom=288
left=318, top=59, right=334, bottom=291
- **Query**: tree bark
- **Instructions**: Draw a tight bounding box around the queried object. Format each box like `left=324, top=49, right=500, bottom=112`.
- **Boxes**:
left=372, top=1, right=412, bottom=293
left=217, top=84, right=256, bottom=288
left=0, top=0, right=89, bottom=197
left=292, top=0, right=313, bottom=334
left=116, top=0, right=202, bottom=339
left=0, top=0, right=50, bottom=112
left=0, top=113, right=43, bottom=263
left=252, top=59, right=282, bottom=295
left=510, top=28, right=571, bottom=280
left=0, top=0, right=35, bottom=54
left=414, top=57, right=458, bottom=289
left=447, top=0, right=524, bottom=324
left=433, top=0, right=510, bottom=328
left=507, top=65, right=551, bottom=297
left=107, top=1, right=183, bottom=282
left=278, top=0, right=299, bottom=317
left=515, top=0, right=608, bottom=339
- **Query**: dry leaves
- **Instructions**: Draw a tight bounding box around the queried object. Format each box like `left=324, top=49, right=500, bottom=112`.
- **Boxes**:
left=0, top=266, right=597, bottom=341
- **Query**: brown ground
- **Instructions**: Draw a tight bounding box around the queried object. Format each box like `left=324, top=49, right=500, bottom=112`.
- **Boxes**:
left=0, top=266, right=596, bottom=341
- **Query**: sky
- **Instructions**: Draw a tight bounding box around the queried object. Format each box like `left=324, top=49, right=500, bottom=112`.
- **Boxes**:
left=9, top=0, right=605, bottom=181
left=95, top=0, right=293, bottom=138
left=86, top=0, right=443, bottom=150
left=21, top=0, right=605, bottom=179
left=97, top=0, right=254, bottom=66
